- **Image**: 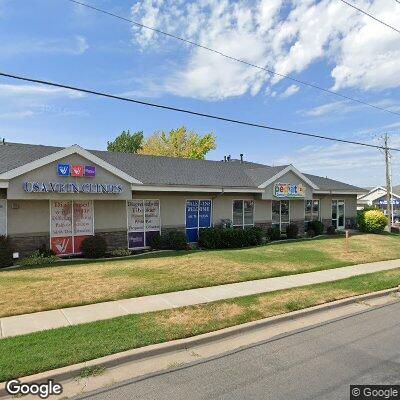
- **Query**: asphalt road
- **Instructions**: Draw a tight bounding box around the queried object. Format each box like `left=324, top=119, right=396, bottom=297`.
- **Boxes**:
left=79, top=301, right=400, bottom=400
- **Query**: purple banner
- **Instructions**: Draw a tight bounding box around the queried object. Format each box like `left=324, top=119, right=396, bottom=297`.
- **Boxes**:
left=128, top=231, right=144, bottom=248
left=84, top=165, right=96, bottom=177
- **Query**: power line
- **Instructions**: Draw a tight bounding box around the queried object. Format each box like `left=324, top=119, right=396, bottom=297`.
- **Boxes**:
left=1, top=71, right=398, bottom=152
left=64, top=0, right=400, bottom=118
left=338, top=0, right=400, bottom=35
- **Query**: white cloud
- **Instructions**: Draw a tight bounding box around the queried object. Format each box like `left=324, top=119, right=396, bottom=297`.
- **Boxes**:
left=279, top=84, right=300, bottom=98
left=0, top=35, right=89, bottom=57
left=130, top=0, right=400, bottom=100
left=0, top=110, right=35, bottom=120
left=275, top=135, right=400, bottom=187
left=0, top=84, right=84, bottom=98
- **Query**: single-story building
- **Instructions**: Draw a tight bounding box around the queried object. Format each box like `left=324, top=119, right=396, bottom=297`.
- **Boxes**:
left=0, top=142, right=366, bottom=256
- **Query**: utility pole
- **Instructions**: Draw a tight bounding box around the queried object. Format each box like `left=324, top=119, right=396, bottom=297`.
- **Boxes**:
left=384, top=133, right=393, bottom=229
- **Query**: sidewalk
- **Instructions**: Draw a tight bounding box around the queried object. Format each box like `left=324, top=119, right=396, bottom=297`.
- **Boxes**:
left=1, top=259, right=400, bottom=339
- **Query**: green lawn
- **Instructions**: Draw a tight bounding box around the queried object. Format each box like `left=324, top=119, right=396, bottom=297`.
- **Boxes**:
left=1, top=234, right=400, bottom=317
left=1, top=268, right=400, bottom=382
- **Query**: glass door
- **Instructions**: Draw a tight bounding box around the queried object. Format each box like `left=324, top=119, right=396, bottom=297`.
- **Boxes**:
left=272, top=200, right=290, bottom=232
left=332, top=200, right=345, bottom=230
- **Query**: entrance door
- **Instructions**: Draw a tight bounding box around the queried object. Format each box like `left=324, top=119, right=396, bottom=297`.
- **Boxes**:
left=332, top=199, right=345, bottom=230
left=272, top=200, right=290, bottom=232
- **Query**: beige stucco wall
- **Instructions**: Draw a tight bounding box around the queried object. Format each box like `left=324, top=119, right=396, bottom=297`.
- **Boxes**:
left=132, top=191, right=265, bottom=227
left=7, top=154, right=132, bottom=201
left=290, top=200, right=306, bottom=220
left=94, top=200, right=127, bottom=231
left=7, top=200, right=49, bottom=235
left=314, top=194, right=357, bottom=220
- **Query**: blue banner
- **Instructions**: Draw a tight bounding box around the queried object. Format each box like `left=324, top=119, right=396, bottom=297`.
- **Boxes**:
left=199, top=200, right=212, bottom=228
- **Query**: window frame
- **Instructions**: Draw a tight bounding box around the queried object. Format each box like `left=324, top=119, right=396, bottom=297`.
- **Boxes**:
left=305, top=199, right=320, bottom=222
left=126, top=199, right=161, bottom=249
left=185, top=199, right=212, bottom=243
left=271, top=200, right=291, bottom=232
left=232, top=199, right=255, bottom=229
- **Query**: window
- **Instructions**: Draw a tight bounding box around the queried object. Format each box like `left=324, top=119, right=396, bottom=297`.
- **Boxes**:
left=186, top=200, right=212, bottom=242
left=272, top=200, right=290, bottom=232
left=305, top=200, right=320, bottom=221
left=232, top=200, right=254, bottom=228
left=50, top=200, right=94, bottom=255
left=127, top=199, right=161, bottom=249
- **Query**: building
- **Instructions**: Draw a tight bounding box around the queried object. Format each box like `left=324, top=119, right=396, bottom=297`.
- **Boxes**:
left=0, top=142, right=366, bottom=257
left=357, top=186, right=400, bottom=221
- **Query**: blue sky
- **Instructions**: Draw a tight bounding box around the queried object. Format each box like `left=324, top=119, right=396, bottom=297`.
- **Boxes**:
left=1, top=0, right=400, bottom=187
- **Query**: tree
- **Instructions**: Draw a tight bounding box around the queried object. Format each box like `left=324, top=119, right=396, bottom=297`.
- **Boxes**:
left=139, top=127, right=216, bottom=159
left=107, top=130, right=144, bottom=153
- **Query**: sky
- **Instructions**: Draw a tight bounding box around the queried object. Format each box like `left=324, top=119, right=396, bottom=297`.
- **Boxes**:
left=1, top=0, right=400, bottom=187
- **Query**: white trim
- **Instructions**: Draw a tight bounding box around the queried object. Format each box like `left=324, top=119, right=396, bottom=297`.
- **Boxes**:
left=127, top=199, right=161, bottom=250
left=232, top=199, right=255, bottom=228
left=132, top=185, right=263, bottom=193
left=332, top=199, right=345, bottom=230
left=0, top=199, right=7, bottom=236
left=0, top=145, right=142, bottom=184
left=315, top=190, right=366, bottom=195
left=258, top=165, right=319, bottom=190
left=185, top=199, right=213, bottom=243
left=357, top=186, right=385, bottom=200
left=0, top=182, right=8, bottom=189
left=271, top=199, right=291, bottom=232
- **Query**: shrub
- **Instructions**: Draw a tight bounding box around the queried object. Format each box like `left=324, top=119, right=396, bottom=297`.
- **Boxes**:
left=0, top=236, right=13, bottom=268
left=358, top=209, right=388, bottom=233
left=19, top=250, right=59, bottom=267
left=307, top=229, right=316, bottom=238
left=80, top=235, right=107, bottom=258
left=166, top=230, right=188, bottom=250
left=285, top=223, right=299, bottom=239
left=307, top=220, right=324, bottom=236
left=357, top=205, right=377, bottom=230
left=110, top=248, right=131, bottom=257
left=198, top=227, right=264, bottom=249
left=37, top=244, right=56, bottom=257
left=327, top=225, right=336, bottom=235
left=267, top=226, right=281, bottom=241
left=152, top=230, right=187, bottom=250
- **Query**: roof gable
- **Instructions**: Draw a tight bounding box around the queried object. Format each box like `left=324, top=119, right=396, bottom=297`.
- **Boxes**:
left=0, top=145, right=142, bottom=184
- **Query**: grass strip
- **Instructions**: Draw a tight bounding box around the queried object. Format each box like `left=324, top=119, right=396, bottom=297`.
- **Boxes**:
left=2, top=234, right=400, bottom=318
left=1, top=268, right=400, bottom=382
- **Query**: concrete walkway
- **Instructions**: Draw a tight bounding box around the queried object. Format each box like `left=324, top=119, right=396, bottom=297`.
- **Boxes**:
left=1, top=259, right=400, bottom=339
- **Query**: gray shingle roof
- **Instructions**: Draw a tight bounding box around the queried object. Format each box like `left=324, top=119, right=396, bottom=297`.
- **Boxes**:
left=0, top=142, right=365, bottom=192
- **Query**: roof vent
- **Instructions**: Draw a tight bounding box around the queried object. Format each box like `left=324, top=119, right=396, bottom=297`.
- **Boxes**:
left=0, top=138, right=5, bottom=145
left=240, top=153, right=243, bottom=163
left=227, top=155, right=231, bottom=162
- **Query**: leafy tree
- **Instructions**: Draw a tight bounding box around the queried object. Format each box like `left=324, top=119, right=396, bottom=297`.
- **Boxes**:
left=107, top=130, right=144, bottom=153
left=139, top=127, right=216, bottom=159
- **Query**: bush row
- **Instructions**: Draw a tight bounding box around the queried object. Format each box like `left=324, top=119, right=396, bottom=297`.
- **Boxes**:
left=198, top=227, right=264, bottom=249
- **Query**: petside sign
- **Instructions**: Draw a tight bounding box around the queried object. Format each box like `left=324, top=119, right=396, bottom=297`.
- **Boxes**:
left=273, top=183, right=305, bottom=198
left=23, top=164, right=124, bottom=194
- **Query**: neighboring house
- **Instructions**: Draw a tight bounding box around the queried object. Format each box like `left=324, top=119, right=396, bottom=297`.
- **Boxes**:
left=357, top=186, right=400, bottom=220
left=0, top=142, right=366, bottom=256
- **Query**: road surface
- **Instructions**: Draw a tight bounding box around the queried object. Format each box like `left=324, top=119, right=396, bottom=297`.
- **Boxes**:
left=78, top=301, right=400, bottom=400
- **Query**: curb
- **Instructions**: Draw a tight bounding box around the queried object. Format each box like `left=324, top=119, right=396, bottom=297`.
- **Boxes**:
left=0, top=287, right=399, bottom=395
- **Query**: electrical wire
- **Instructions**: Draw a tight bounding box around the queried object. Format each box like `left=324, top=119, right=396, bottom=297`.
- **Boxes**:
left=338, top=0, right=400, bottom=35
left=1, top=71, right=398, bottom=151
left=64, top=0, right=400, bottom=118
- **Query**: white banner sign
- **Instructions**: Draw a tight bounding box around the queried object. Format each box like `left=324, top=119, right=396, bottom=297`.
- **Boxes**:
left=145, top=200, right=160, bottom=231
left=50, top=201, right=72, bottom=237
left=73, top=201, right=94, bottom=236
left=0, top=199, right=6, bottom=236
left=127, top=200, right=145, bottom=232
